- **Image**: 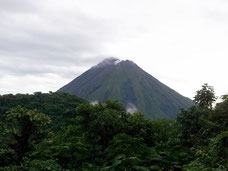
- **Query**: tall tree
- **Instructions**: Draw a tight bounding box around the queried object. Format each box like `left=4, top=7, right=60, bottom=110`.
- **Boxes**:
left=0, top=106, right=51, bottom=163
left=193, top=83, right=216, bottom=108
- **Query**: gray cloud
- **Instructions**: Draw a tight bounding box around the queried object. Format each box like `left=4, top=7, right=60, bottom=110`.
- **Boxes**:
left=0, top=0, right=39, bottom=14
left=0, top=10, right=109, bottom=60
left=126, top=103, right=138, bottom=114
left=0, top=0, right=228, bottom=97
left=0, top=1, right=115, bottom=94
left=0, top=0, right=114, bottom=84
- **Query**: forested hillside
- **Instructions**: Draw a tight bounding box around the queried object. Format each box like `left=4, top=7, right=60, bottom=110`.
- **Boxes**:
left=0, top=92, right=87, bottom=129
left=0, top=85, right=227, bottom=170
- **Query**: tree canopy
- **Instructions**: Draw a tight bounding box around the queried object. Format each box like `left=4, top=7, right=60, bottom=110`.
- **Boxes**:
left=0, top=88, right=227, bottom=170
left=193, top=83, right=216, bottom=108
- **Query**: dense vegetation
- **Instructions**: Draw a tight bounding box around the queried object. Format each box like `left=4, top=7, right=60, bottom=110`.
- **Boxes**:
left=0, top=85, right=227, bottom=170
left=0, top=92, right=87, bottom=130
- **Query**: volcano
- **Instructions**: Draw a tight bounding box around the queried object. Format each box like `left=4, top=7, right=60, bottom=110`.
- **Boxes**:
left=58, top=57, right=193, bottom=119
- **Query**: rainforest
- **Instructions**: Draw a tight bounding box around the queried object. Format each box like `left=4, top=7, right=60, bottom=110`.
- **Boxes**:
left=0, top=84, right=227, bottom=170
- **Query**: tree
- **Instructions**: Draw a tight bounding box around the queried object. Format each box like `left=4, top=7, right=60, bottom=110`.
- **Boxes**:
left=193, top=83, right=216, bottom=109
left=177, top=106, right=214, bottom=147
left=0, top=106, right=51, bottom=164
left=31, top=125, right=90, bottom=170
left=213, top=95, right=228, bottom=131
left=221, top=94, right=228, bottom=101
left=75, top=100, right=127, bottom=146
left=126, top=113, right=154, bottom=146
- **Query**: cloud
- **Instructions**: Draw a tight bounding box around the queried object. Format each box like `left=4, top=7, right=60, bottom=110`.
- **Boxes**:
left=0, top=0, right=228, bottom=98
left=126, top=103, right=138, bottom=114
left=0, top=0, right=116, bottom=93
left=0, top=0, right=39, bottom=14
left=0, top=0, right=115, bottom=94
left=0, top=6, right=111, bottom=65
left=0, top=73, right=67, bottom=94
left=90, top=100, right=98, bottom=105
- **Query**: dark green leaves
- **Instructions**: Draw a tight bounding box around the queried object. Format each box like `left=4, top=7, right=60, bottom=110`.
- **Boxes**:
left=0, top=88, right=227, bottom=170
left=193, top=83, right=216, bottom=109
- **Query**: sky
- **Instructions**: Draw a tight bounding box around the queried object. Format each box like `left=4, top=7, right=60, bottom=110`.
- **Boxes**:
left=0, top=0, right=228, bottom=99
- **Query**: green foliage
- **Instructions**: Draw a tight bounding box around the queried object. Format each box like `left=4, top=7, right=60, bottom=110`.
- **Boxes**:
left=0, top=92, right=87, bottom=129
left=184, top=131, right=228, bottom=170
left=213, top=97, right=228, bottom=132
left=0, top=87, right=227, bottom=170
left=75, top=100, right=127, bottom=145
left=103, top=134, right=162, bottom=171
left=193, top=83, right=216, bottom=108
left=126, top=113, right=154, bottom=146
left=0, top=159, right=63, bottom=171
left=221, top=94, right=228, bottom=101
left=151, top=119, right=180, bottom=147
left=102, top=154, right=148, bottom=171
left=105, top=133, right=147, bottom=158
left=177, top=106, right=216, bottom=146
left=0, top=106, right=51, bottom=164
left=177, top=93, right=228, bottom=170
left=30, top=125, right=90, bottom=169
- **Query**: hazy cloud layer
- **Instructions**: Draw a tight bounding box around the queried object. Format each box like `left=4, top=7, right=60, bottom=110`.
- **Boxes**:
left=126, top=103, right=138, bottom=114
left=0, top=0, right=228, bottom=98
left=0, top=0, right=114, bottom=93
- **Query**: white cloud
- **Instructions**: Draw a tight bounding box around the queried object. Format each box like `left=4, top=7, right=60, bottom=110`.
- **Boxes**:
left=90, top=100, right=98, bottom=105
left=126, top=103, right=138, bottom=114
left=0, top=0, right=227, bottom=98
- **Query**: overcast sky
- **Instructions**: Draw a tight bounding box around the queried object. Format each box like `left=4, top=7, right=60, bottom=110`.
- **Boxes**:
left=0, top=0, right=228, bottom=99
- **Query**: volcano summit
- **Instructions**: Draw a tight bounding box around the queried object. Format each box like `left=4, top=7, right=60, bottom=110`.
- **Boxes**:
left=59, top=58, right=193, bottom=119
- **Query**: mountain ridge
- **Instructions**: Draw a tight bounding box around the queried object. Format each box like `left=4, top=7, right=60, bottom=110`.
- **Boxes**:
left=58, top=57, right=193, bottom=119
